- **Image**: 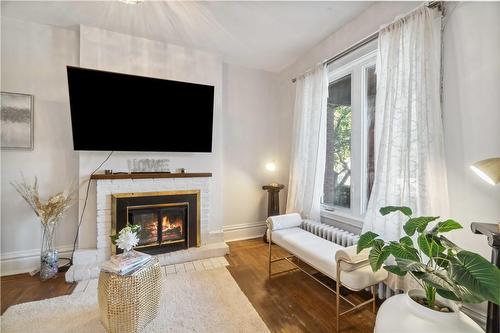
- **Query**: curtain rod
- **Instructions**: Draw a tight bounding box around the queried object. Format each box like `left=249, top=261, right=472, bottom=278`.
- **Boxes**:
left=291, top=1, right=442, bottom=83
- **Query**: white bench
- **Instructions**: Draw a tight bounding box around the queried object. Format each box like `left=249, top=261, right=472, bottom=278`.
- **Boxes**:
left=267, top=213, right=388, bottom=332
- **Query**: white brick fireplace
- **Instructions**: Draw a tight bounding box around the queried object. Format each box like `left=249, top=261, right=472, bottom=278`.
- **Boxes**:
left=66, top=174, right=228, bottom=282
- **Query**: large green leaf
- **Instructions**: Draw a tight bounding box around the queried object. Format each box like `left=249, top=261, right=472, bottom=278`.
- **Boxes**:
left=434, top=252, right=451, bottom=269
left=403, top=216, right=440, bottom=236
left=412, top=271, right=481, bottom=304
left=414, top=270, right=456, bottom=293
left=452, top=284, right=488, bottom=304
left=418, top=234, right=445, bottom=258
left=379, top=206, right=413, bottom=217
left=427, top=234, right=445, bottom=249
left=399, top=236, right=413, bottom=247
left=395, top=258, right=426, bottom=272
left=357, top=231, right=379, bottom=253
left=387, top=242, right=420, bottom=261
left=417, top=234, right=432, bottom=258
left=431, top=219, right=463, bottom=234
left=436, top=288, right=461, bottom=302
left=438, top=236, right=462, bottom=252
left=449, top=250, right=500, bottom=305
left=384, top=265, right=407, bottom=276
left=368, top=240, right=390, bottom=271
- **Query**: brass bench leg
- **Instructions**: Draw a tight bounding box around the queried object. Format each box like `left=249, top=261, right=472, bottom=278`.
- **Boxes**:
left=268, top=229, right=272, bottom=279
left=268, top=238, right=379, bottom=333
left=336, top=261, right=341, bottom=333
left=371, top=285, right=377, bottom=313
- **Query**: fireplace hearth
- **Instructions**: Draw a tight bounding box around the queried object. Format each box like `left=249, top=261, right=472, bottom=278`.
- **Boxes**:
left=112, top=191, right=200, bottom=255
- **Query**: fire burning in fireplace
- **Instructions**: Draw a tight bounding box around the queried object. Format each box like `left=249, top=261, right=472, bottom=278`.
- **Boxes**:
left=127, top=206, right=187, bottom=248
left=140, top=217, right=158, bottom=245
left=113, top=191, right=199, bottom=255
left=162, top=216, right=184, bottom=241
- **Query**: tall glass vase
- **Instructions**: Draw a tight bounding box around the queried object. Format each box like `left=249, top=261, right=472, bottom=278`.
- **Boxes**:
left=40, top=221, right=58, bottom=280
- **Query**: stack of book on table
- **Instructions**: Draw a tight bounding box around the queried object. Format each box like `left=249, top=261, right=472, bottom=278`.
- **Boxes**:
left=101, top=250, right=152, bottom=275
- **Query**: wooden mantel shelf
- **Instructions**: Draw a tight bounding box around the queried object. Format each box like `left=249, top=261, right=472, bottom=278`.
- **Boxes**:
left=90, top=172, right=212, bottom=180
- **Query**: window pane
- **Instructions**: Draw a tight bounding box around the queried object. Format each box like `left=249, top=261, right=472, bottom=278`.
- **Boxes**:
left=324, top=75, right=351, bottom=209
left=366, top=66, right=376, bottom=201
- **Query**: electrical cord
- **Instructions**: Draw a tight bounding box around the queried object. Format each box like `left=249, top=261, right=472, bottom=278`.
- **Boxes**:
left=68, top=151, right=114, bottom=266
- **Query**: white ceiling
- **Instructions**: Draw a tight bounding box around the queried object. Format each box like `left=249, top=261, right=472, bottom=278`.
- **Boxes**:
left=1, top=1, right=373, bottom=72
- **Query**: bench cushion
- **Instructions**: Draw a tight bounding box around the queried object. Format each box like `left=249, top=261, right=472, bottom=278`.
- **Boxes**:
left=335, top=246, right=372, bottom=272
left=267, top=213, right=302, bottom=231
left=272, top=227, right=388, bottom=291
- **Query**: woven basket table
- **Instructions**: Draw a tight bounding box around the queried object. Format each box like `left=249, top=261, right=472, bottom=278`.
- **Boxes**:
left=98, top=257, right=162, bottom=333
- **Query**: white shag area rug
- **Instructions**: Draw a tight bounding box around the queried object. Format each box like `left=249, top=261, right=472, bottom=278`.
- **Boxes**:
left=1, top=267, right=269, bottom=333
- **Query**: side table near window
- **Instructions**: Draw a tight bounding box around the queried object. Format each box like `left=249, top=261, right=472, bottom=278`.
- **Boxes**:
left=262, top=183, right=285, bottom=242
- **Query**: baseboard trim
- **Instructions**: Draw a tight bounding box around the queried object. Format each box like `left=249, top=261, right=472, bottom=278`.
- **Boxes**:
left=1, top=245, right=74, bottom=276
left=223, top=221, right=267, bottom=242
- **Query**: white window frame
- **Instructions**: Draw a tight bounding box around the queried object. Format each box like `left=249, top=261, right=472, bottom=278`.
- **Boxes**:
left=321, top=50, right=377, bottom=228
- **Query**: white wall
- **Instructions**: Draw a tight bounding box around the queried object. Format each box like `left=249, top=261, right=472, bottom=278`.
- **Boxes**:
left=1, top=17, right=79, bottom=275
left=279, top=2, right=420, bottom=83
left=222, top=63, right=286, bottom=241
left=1, top=18, right=285, bottom=274
left=441, top=2, right=500, bottom=321
left=442, top=1, right=500, bottom=260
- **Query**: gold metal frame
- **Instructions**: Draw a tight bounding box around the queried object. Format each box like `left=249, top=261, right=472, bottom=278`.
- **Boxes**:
left=267, top=221, right=377, bottom=333
left=111, top=190, right=201, bottom=254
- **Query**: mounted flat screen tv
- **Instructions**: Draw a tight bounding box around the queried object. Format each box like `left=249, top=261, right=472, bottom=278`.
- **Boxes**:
left=67, top=66, right=214, bottom=152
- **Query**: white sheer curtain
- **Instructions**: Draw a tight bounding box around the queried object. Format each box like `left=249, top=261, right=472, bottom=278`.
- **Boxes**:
left=362, top=6, right=449, bottom=241
left=286, top=64, right=328, bottom=221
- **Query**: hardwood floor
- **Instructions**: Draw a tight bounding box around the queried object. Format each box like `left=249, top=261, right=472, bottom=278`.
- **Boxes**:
left=1, top=238, right=378, bottom=332
left=1, top=272, right=76, bottom=314
left=225, top=238, right=379, bottom=333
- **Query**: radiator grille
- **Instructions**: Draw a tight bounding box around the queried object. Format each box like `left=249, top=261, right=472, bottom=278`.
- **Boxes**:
left=301, top=220, right=359, bottom=246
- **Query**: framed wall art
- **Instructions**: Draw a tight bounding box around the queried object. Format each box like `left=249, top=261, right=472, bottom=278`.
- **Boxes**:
left=1, top=92, right=34, bottom=150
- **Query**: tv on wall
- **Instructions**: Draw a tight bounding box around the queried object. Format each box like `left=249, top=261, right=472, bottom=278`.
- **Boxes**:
left=67, top=66, right=214, bottom=152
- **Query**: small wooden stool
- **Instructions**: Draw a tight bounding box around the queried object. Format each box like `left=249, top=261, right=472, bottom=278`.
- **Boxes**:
left=98, top=257, right=162, bottom=333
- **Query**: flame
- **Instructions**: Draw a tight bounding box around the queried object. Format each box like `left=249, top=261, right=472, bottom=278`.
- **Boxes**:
left=162, top=216, right=183, bottom=235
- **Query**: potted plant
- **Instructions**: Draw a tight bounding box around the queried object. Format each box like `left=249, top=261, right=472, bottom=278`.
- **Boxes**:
left=357, top=206, right=500, bottom=332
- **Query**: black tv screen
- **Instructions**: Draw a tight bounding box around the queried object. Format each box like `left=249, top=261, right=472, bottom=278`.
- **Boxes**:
left=67, top=66, right=214, bottom=152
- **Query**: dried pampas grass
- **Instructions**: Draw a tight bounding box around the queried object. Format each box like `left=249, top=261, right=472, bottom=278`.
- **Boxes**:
left=11, top=176, right=74, bottom=226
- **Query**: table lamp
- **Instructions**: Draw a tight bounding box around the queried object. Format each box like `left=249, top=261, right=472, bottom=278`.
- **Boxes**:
left=470, top=157, right=500, bottom=185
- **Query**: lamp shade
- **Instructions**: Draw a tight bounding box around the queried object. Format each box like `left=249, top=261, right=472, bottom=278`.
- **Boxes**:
left=470, top=158, right=500, bottom=185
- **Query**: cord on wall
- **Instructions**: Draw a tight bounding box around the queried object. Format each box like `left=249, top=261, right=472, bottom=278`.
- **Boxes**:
left=68, top=151, right=114, bottom=266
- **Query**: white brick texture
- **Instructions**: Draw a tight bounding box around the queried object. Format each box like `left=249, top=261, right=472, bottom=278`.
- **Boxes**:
left=95, top=177, right=211, bottom=262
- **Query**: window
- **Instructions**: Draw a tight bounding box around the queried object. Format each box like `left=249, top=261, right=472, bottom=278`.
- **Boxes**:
left=324, top=75, right=352, bottom=209
left=322, top=44, right=377, bottom=225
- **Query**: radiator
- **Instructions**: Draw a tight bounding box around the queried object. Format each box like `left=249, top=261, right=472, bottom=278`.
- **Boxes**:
left=300, top=219, right=397, bottom=300
left=301, top=219, right=359, bottom=246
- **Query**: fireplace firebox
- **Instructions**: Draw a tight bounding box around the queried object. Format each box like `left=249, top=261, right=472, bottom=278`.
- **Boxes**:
left=112, top=190, right=200, bottom=255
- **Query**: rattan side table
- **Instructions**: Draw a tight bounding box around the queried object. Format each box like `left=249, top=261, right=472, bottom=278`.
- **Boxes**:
left=98, top=257, right=162, bottom=333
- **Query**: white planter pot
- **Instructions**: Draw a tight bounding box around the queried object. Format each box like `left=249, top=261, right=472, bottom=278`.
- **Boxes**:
left=374, top=289, right=483, bottom=333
